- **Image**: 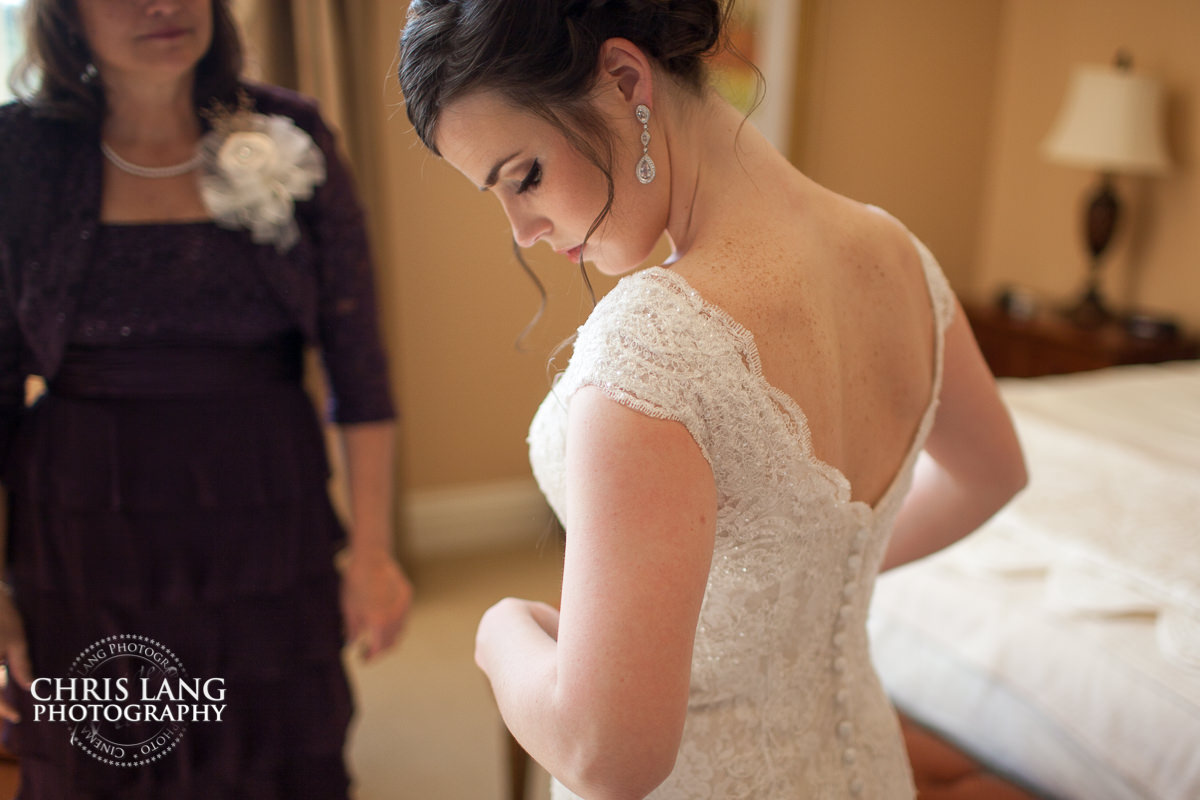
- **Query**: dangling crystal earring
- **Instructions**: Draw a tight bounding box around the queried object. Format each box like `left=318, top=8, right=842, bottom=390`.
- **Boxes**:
left=80, top=62, right=98, bottom=85
left=635, top=104, right=655, bottom=184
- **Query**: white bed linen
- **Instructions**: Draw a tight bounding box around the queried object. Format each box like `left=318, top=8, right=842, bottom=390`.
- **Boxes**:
left=869, top=361, right=1200, bottom=800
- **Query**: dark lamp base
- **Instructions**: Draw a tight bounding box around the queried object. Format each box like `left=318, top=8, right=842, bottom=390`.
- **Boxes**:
left=1063, top=285, right=1113, bottom=328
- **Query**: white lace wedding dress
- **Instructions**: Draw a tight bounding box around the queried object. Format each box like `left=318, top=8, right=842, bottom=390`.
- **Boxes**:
left=528, top=221, right=955, bottom=799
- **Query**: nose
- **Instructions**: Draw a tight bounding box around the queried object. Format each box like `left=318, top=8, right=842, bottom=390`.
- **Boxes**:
left=144, top=0, right=182, bottom=15
left=507, top=207, right=551, bottom=250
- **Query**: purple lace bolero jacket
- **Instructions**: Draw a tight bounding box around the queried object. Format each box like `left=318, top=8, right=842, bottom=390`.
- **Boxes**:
left=0, top=83, right=395, bottom=455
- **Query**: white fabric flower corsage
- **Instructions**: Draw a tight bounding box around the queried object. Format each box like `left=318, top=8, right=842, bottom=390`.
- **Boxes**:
left=198, top=93, right=326, bottom=252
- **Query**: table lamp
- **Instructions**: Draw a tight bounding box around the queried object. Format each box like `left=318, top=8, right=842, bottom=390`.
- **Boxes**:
left=1040, top=52, right=1171, bottom=326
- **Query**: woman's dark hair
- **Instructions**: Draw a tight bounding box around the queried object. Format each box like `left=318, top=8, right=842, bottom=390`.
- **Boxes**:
left=397, top=0, right=733, bottom=345
left=12, top=0, right=243, bottom=125
left=398, top=0, right=729, bottom=156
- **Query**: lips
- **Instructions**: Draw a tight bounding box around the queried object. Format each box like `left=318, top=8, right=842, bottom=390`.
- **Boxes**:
left=143, top=27, right=190, bottom=41
left=557, top=245, right=583, bottom=262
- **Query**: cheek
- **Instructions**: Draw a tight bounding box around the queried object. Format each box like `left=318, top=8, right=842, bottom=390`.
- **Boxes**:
left=79, top=8, right=139, bottom=66
left=78, top=8, right=116, bottom=51
left=197, top=0, right=215, bottom=37
left=553, top=169, right=609, bottom=239
left=553, top=149, right=662, bottom=272
left=197, top=18, right=215, bottom=54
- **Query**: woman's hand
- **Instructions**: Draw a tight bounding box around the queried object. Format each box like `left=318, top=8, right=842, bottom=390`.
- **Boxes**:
left=0, top=592, right=31, bottom=723
left=339, top=549, right=413, bottom=662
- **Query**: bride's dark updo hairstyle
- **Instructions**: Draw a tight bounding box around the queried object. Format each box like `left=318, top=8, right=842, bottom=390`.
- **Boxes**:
left=398, top=0, right=729, bottom=158
left=397, top=0, right=733, bottom=339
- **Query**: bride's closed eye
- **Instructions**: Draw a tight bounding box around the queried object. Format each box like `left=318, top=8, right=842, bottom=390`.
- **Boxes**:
left=516, top=159, right=542, bottom=195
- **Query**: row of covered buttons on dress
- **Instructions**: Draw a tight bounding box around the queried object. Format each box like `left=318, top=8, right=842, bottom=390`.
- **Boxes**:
left=833, top=525, right=870, bottom=796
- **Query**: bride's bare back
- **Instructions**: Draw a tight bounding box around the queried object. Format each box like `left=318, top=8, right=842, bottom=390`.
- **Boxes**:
left=673, top=166, right=935, bottom=508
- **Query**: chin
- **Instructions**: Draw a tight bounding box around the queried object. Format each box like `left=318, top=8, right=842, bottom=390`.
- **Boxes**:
left=595, top=252, right=657, bottom=277
left=582, top=248, right=628, bottom=276
left=591, top=261, right=636, bottom=278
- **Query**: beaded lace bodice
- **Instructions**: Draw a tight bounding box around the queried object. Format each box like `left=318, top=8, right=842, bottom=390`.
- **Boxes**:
left=529, top=225, right=955, bottom=799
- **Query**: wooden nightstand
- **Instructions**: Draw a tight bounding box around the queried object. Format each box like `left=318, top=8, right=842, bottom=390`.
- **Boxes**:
left=963, top=301, right=1200, bottom=378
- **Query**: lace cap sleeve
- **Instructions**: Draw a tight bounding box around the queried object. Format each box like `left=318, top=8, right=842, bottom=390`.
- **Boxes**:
left=557, top=269, right=725, bottom=467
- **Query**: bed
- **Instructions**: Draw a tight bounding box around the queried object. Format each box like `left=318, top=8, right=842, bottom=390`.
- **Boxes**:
left=868, top=360, right=1200, bottom=800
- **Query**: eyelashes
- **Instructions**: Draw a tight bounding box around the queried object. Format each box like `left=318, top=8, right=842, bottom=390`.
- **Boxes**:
left=515, top=159, right=542, bottom=195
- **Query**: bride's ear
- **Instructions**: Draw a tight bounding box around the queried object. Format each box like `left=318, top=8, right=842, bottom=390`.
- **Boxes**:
left=597, top=37, right=655, bottom=110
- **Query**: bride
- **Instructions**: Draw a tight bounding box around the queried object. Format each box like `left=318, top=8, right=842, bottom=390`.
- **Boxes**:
left=398, top=1, right=1026, bottom=797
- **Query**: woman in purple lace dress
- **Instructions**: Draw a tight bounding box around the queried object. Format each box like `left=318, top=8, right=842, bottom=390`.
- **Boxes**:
left=0, top=1, right=411, bottom=797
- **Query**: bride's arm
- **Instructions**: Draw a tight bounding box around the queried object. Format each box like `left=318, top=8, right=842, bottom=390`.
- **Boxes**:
left=475, top=386, right=716, bottom=800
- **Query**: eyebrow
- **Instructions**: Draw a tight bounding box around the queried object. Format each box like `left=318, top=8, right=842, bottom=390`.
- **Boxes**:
left=481, top=151, right=523, bottom=191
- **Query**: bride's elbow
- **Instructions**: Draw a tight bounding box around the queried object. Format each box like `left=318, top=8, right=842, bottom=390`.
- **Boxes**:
left=994, top=440, right=1029, bottom=507
left=558, top=731, right=680, bottom=800
left=562, top=761, right=676, bottom=800
left=966, top=417, right=1028, bottom=513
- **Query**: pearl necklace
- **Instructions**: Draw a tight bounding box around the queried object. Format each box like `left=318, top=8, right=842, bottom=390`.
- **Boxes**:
left=100, top=141, right=203, bottom=179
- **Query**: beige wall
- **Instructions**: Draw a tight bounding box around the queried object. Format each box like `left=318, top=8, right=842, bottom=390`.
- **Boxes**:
left=797, top=0, right=1200, bottom=327
left=975, top=0, right=1200, bottom=328
left=795, top=0, right=1005, bottom=289
left=362, top=0, right=1198, bottom=503
left=372, top=4, right=619, bottom=493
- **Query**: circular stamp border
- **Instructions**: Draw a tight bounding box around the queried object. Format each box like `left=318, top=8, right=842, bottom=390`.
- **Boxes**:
left=66, top=633, right=189, bottom=767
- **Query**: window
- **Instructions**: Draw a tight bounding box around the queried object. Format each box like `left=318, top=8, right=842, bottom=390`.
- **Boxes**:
left=0, top=0, right=27, bottom=104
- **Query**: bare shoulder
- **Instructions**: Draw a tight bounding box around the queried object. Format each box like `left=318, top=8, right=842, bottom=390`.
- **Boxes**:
left=856, top=202, right=925, bottom=270
left=670, top=183, right=924, bottom=328
left=812, top=191, right=923, bottom=275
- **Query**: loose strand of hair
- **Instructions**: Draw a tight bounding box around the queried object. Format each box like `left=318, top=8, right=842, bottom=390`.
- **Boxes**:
left=512, top=238, right=549, bottom=353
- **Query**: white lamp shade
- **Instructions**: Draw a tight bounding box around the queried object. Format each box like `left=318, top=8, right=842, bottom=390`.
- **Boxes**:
left=1041, top=64, right=1171, bottom=175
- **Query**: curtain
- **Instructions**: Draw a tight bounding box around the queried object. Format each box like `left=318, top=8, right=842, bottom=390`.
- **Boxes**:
left=230, top=0, right=405, bottom=556
left=230, top=0, right=376, bottom=172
